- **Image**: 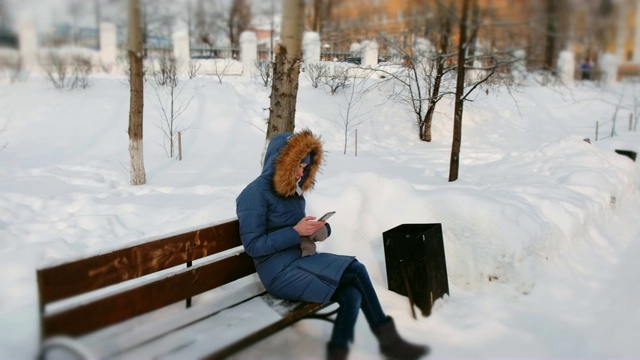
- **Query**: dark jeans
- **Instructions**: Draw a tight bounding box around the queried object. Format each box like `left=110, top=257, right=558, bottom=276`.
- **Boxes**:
left=328, top=260, right=388, bottom=349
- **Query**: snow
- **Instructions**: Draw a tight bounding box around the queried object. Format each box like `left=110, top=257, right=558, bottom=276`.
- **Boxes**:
left=0, top=71, right=639, bottom=359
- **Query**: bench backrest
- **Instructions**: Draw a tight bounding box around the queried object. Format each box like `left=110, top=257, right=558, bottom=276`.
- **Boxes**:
left=36, top=219, right=255, bottom=340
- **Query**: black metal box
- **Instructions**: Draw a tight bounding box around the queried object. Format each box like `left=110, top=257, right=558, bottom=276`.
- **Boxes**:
left=615, top=149, right=637, bottom=162
left=382, top=223, right=449, bottom=316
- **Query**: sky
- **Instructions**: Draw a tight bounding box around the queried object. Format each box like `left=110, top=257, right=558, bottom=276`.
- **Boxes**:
left=0, top=62, right=639, bottom=359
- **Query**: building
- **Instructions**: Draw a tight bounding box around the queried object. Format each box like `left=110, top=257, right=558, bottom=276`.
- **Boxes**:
left=306, top=0, right=640, bottom=74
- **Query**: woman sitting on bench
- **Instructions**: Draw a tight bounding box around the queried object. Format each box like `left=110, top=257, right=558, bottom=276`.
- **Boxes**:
left=236, top=129, right=428, bottom=360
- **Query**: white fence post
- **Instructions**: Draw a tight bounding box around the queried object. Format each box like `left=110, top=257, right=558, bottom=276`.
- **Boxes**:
left=17, top=16, right=38, bottom=73
left=303, top=31, right=320, bottom=63
left=599, top=53, right=618, bottom=86
left=349, top=42, right=361, bottom=57
left=173, top=29, right=190, bottom=75
left=362, top=40, right=378, bottom=67
left=557, top=50, right=575, bottom=86
left=99, top=22, right=117, bottom=71
left=634, top=1, right=640, bottom=63
left=240, top=31, right=257, bottom=77
left=512, top=49, right=527, bottom=82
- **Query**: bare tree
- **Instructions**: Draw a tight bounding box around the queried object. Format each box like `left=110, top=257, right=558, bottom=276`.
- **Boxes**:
left=139, top=0, right=185, bottom=60
left=151, top=79, right=193, bottom=159
left=523, top=0, right=572, bottom=80
left=375, top=37, right=454, bottom=142
left=252, top=0, right=281, bottom=60
left=212, top=58, right=236, bottom=84
left=192, top=0, right=250, bottom=56
left=321, top=64, right=351, bottom=95
left=39, top=50, right=93, bottom=90
left=153, top=53, right=178, bottom=86
left=265, top=0, right=304, bottom=140
left=354, top=0, right=454, bottom=142
left=595, top=84, right=640, bottom=140
left=128, top=0, right=146, bottom=185
left=94, top=0, right=101, bottom=49
left=255, top=58, right=273, bottom=87
left=543, top=0, right=557, bottom=76
left=40, top=52, right=69, bottom=90
left=305, top=62, right=328, bottom=88
left=193, top=0, right=215, bottom=47
left=336, top=74, right=371, bottom=154
left=188, top=60, right=201, bottom=79
left=228, top=0, right=251, bottom=57
left=447, top=0, right=524, bottom=181
left=593, top=0, right=617, bottom=57
left=423, top=0, right=454, bottom=142
left=448, top=0, right=473, bottom=182
left=69, top=54, right=93, bottom=89
left=608, top=92, right=624, bottom=138
left=370, top=0, right=519, bottom=149
left=309, top=0, right=334, bottom=35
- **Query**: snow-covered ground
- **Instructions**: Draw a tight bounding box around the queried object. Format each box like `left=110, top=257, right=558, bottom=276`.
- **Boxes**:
left=0, top=71, right=638, bottom=359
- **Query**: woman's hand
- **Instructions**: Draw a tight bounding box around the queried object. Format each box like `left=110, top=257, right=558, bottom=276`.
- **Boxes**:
left=293, top=216, right=326, bottom=236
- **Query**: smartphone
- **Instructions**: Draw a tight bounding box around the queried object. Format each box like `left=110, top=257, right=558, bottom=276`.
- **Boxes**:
left=318, top=211, right=336, bottom=221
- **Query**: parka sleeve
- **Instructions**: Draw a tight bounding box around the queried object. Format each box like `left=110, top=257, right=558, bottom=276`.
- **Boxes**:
left=236, top=185, right=301, bottom=257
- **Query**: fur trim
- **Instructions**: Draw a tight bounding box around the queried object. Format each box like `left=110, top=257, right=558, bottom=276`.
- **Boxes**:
left=273, top=129, right=324, bottom=197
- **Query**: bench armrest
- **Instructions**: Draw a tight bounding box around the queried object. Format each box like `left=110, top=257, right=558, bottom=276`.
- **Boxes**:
left=39, top=336, right=99, bottom=360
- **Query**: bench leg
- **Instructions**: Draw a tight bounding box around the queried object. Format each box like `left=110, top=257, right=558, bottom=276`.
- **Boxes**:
left=306, top=307, right=339, bottom=323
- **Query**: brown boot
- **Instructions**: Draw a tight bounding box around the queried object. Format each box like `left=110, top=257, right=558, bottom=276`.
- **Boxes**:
left=326, top=343, right=349, bottom=360
left=372, top=316, right=429, bottom=359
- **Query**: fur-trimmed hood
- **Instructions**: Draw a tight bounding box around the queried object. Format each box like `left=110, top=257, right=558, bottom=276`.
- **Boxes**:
left=262, top=129, right=324, bottom=197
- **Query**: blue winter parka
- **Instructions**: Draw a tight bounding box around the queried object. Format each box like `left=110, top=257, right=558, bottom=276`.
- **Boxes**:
left=235, top=130, right=354, bottom=303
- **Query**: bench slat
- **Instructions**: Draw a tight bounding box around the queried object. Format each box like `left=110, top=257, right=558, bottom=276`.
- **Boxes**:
left=81, top=275, right=265, bottom=358
left=203, top=299, right=331, bottom=360
left=108, top=295, right=281, bottom=359
left=42, top=251, right=255, bottom=338
left=37, top=220, right=241, bottom=305
left=104, top=294, right=329, bottom=360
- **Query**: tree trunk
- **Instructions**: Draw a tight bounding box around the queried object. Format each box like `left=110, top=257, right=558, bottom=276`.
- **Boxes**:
left=466, top=0, right=479, bottom=65
left=312, top=0, right=334, bottom=35
left=128, top=0, right=146, bottom=185
left=94, top=0, right=101, bottom=50
left=449, top=0, right=471, bottom=182
left=423, top=57, right=444, bottom=142
left=543, top=0, right=556, bottom=74
left=312, top=0, right=322, bottom=32
left=265, top=0, right=304, bottom=140
left=423, top=2, right=451, bottom=143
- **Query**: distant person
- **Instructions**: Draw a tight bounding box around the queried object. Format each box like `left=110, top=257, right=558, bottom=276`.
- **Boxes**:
left=581, top=59, right=591, bottom=80
left=236, top=129, right=428, bottom=360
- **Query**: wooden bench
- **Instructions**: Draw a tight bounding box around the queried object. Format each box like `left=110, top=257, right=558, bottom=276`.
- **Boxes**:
left=36, top=218, right=337, bottom=359
left=617, top=63, right=640, bottom=80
